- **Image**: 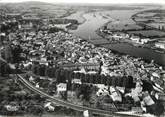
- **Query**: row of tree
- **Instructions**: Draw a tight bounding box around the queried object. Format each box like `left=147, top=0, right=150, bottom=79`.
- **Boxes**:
left=32, top=64, right=134, bottom=88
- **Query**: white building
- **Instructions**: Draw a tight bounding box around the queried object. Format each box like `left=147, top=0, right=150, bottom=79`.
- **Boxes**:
left=96, top=84, right=109, bottom=96
left=140, top=38, right=150, bottom=44
left=4, top=105, right=19, bottom=112
left=155, top=42, right=165, bottom=49
left=109, top=86, right=122, bottom=102
left=130, top=36, right=140, bottom=43
left=74, top=67, right=86, bottom=74
left=72, top=79, right=82, bottom=84
left=57, top=83, right=67, bottom=93
left=44, top=102, right=55, bottom=111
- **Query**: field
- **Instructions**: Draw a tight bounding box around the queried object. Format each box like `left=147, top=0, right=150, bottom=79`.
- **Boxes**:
left=127, top=30, right=165, bottom=38
left=90, top=38, right=110, bottom=45
left=105, top=10, right=145, bottom=31
left=65, top=11, right=86, bottom=24
left=107, top=22, right=142, bottom=31
left=0, top=2, right=75, bottom=18
left=133, top=9, right=165, bottom=30
left=136, top=12, right=156, bottom=17
left=147, top=23, right=165, bottom=29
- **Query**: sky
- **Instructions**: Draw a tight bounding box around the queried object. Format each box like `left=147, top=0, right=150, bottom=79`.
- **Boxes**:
left=0, top=0, right=165, bottom=4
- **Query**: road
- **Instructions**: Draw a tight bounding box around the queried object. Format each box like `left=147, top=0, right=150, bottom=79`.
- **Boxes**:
left=16, top=74, right=141, bottom=117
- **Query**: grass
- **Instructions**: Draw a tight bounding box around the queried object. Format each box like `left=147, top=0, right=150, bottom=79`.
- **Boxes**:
left=147, top=23, right=165, bottom=29
left=107, top=23, right=142, bottom=31
left=127, top=30, right=165, bottom=37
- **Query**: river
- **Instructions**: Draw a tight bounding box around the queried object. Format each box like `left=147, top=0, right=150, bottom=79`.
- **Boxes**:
left=66, top=10, right=165, bottom=66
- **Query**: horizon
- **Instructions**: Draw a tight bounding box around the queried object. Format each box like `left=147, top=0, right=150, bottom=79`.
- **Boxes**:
left=0, top=0, right=165, bottom=4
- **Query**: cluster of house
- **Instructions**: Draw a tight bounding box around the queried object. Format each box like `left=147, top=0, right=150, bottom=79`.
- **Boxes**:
left=4, top=21, right=165, bottom=87
left=155, top=41, right=165, bottom=50
left=0, top=12, right=41, bottom=31
left=100, top=28, right=165, bottom=50
left=95, top=79, right=164, bottom=112
left=100, top=28, right=151, bottom=45
left=13, top=29, right=164, bottom=81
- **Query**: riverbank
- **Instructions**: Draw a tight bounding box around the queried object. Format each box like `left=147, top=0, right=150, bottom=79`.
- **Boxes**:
left=68, top=9, right=165, bottom=66
left=97, top=19, right=165, bottom=54
left=65, top=11, right=87, bottom=24
left=96, top=28, right=165, bottom=54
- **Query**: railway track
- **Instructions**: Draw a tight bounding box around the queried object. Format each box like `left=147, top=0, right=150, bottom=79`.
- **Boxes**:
left=16, top=74, right=140, bottom=117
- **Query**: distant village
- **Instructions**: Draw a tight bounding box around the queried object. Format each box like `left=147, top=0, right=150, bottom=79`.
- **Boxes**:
left=0, top=10, right=165, bottom=117
left=98, top=26, right=165, bottom=52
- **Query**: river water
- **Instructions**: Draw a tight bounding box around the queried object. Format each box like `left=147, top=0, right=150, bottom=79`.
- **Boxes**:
left=67, top=10, right=165, bottom=66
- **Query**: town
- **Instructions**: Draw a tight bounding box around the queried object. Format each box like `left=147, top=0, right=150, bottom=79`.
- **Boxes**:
left=0, top=1, right=165, bottom=117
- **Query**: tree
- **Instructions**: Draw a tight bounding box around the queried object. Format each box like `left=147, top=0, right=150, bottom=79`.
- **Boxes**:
left=89, top=74, right=94, bottom=83
left=162, top=26, right=165, bottom=31
left=4, top=45, right=13, bottom=63
left=12, top=45, right=23, bottom=63
left=60, top=69, right=66, bottom=83
left=107, top=76, right=112, bottom=86
left=60, top=91, right=67, bottom=100
left=76, top=84, right=93, bottom=101
left=158, top=25, right=161, bottom=30
left=56, top=68, right=61, bottom=83
left=38, top=65, right=46, bottom=76
left=0, top=62, right=10, bottom=76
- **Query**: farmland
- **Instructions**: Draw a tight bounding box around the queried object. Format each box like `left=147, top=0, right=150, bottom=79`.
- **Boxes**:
left=104, top=8, right=165, bottom=39
left=106, top=10, right=143, bottom=31
left=107, top=22, right=142, bottom=31
left=0, top=2, right=76, bottom=18
left=132, top=9, right=165, bottom=30
left=127, top=30, right=165, bottom=38
left=147, top=23, right=165, bottom=30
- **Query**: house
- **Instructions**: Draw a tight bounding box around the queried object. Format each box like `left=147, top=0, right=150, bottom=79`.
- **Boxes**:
left=0, top=33, right=5, bottom=36
left=112, top=33, right=129, bottom=40
left=44, top=102, right=55, bottom=111
left=95, top=84, right=107, bottom=88
left=96, top=84, right=109, bottom=96
left=72, top=79, right=82, bottom=84
left=112, top=34, right=121, bottom=40
left=155, top=42, right=165, bottom=49
left=117, top=33, right=129, bottom=39
left=130, top=82, right=143, bottom=102
left=62, top=63, right=100, bottom=71
left=109, top=86, right=122, bottom=102
left=83, top=110, right=89, bottom=117
left=116, top=86, right=125, bottom=94
left=140, top=38, right=150, bottom=44
left=57, top=83, right=67, bottom=93
left=29, top=76, right=35, bottom=83
left=73, top=67, right=86, bottom=74
left=152, top=72, right=160, bottom=78
left=35, top=83, right=40, bottom=88
left=18, top=21, right=33, bottom=30
left=87, top=71, right=97, bottom=74
left=19, top=13, right=40, bottom=30
left=101, top=65, right=110, bottom=76
left=4, top=105, right=19, bottom=112
left=130, top=35, right=140, bottom=43
left=23, top=61, right=32, bottom=68
left=38, top=60, right=49, bottom=66
left=41, top=57, right=47, bottom=61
